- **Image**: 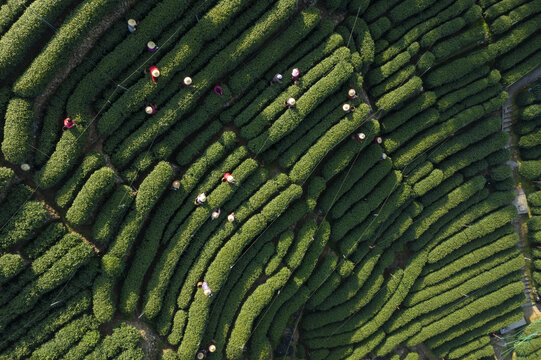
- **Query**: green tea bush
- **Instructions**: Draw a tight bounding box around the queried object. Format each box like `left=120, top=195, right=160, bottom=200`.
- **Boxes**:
left=1, top=98, right=33, bottom=165
left=66, top=167, right=116, bottom=226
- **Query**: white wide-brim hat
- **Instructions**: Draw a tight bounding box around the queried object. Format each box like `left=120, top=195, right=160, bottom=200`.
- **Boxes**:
left=348, top=88, right=356, bottom=96
left=358, top=132, right=365, bottom=139
left=128, top=19, right=137, bottom=26
left=145, top=106, right=153, bottom=114
left=184, top=77, right=192, bottom=85
left=287, top=98, right=296, bottom=106
left=147, top=41, right=156, bottom=48
left=343, top=104, right=351, bottom=112
left=152, top=69, right=160, bottom=77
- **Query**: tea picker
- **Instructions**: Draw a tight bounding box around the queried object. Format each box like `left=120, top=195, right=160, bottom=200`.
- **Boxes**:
left=147, top=41, right=158, bottom=52
left=194, top=193, right=207, bottom=205
left=285, top=97, right=296, bottom=108
left=211, top=209, right=221, bottom=220
left=197, top=281, right=213, bottom=297
left=145, top=104, right=157, bottom=115
left=62, top=117, right=76, bottom=131
left=222, top=172, right=236, bottom=184
left=148, top=66, right=160, bottom=83
left=127, top=19, right=137, bottom=33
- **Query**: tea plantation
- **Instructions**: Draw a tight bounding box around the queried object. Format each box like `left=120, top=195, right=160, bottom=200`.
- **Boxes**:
left=1, top=0, right=541, bottom=358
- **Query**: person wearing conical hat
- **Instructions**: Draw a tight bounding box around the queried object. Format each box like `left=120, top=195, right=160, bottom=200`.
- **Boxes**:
left=183, top=76, right=195, bottom=88
left=211, top=209, right=221, bottom=220
left=348, top=87, right=358, bottom=99
left=272, top=73, right=283, bottom=84
left=227, top=212, right=235, bottom=222
left=355, top=132, right=365, bottom=142
left=207, top=342, right=217, bottom=353
left=197, top=281, right=213, bottom=297
left=381, top=152, right=387, bottom=160
left=148, top=66, right=160, bottom=83
left=128, top=19, right=137, bottom=33
left=146, top=41, right=158, bottom=52
left=343, top=103, right=355, bottom=113
left=194, top=193, right=206, bottom=205
left=62, top=117, right=76, bottom=131
left=196, top=350, right=207, bottom=359
left=292, top=68, right=300, bottom=83
left=374, top=136, right=382, bottom=144
left=144, top=104, right=157, bottom=115
left=171, top=180, right=180, bottom=190
left=222, top=172, right=235, bottom=184
left=285, top=97, right=296, bottom=108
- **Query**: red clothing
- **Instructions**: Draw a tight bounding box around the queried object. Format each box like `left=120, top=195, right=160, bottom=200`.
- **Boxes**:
left=63, top=117, right=75, bottom=128
left=149, top=66, right=159, bottom=83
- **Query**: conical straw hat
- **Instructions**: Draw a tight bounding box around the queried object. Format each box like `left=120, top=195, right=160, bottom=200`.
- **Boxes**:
left=128, top=19, right=136, bottom=26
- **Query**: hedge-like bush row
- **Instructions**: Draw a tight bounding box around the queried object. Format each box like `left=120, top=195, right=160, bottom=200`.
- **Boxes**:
left=376, top=76, right=422, bottom=112
left=430, top=115, right=501, bottom=164
left=171, top=170, right=277, bottom=312
left=0, top=233, right=82, bottom=307
left=447, top=335, right=491, bottom=359
left=91, top=185, right=135, bottom=246
left=0, top=254, right=25, bottom=285
left=0, top=290, right=92, bottom=359
left=304, top=268, right=401, bottom=340
left=392, top=105, right=486, bottom=168
left=384, top=108, right=439, bottom=153
left=118, top=139, right=239, bottom=315
left=33, top=0, right=233, bottom=188
left=12, top=0, right=120, bottom=97
left=265, top=231, right=294, bottom=276
left=161, top=146, right=248, bottom=244
left=378, top=0, right=475, bottom=63
left=437, top=70, right=501, bottom=111
left=367, top=42, right=419, bottom=87
left=439, top=132, right=509, bottom=179
left=85, top=323, right=142, bottom=359
left=59, top=329, right=100, bottom=360
left=339, top=182, right=412, bottom=257
left=210, top=242, right=275, bottom=351
left=55, top=151, right=105, bottom=208
left=318, top=144, right=382, bottom=211
left=92, top=273, right=115, bottom=323
left=178, top=185, right=303, bottom=358
left=102, top=161, right=172, bottom=277
left=432, top=303, right=523, bottom=356
left=381, top=92, right=437, bottom=133
left=0, top=0, right=78, bottom=80
left=332, top=169, right=404, bottom=242
left=265, top=222, right=330, bottom=343
left=400, top=176, right=485, bottom=246
left=485, top=0, right=530, bottom=20
left=1, top=98, right=33, bottom=165
left=411, top=284, right=524, bottom=347
left=66, top=167, right=116, bottom=226
left=289, top=108, right=374, bottom=183
left=306, top=251, right=427, bottom=349
left=331, top=158, right=392, bottom=219
left=270, top=89, right=347, bottom=167
left=97, top=0, right=261, bottom=135
left=232, top=34, right=344, bottom=129
left=419, top=232, right=518, bottom=293
left=0, top=167, right=14, bottom=197
left=246, top=53, right=354, bottom=151
left=433, top=24, right=487, bottom=61
left=420, top=17, right=468, bottom=49
left=304, top=250, right=394, bottom=330
left=0, top=240, right=93, bottom=330
left=102, top=0, right=297, bottom=169
left=228, top=8, right=321, bottom=94
left=226, top=267, right=291, bottom=359
left=0, top=0, right=33, bottom=36
left=0, top=200, right=50, bottom=252
left=143, top=159, right=258, bottom=318
left=387, top=255, right=524, bottom=333
left=428, top=205, right=517, bottom=264
left=29, top=314, right=98, bottom=360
